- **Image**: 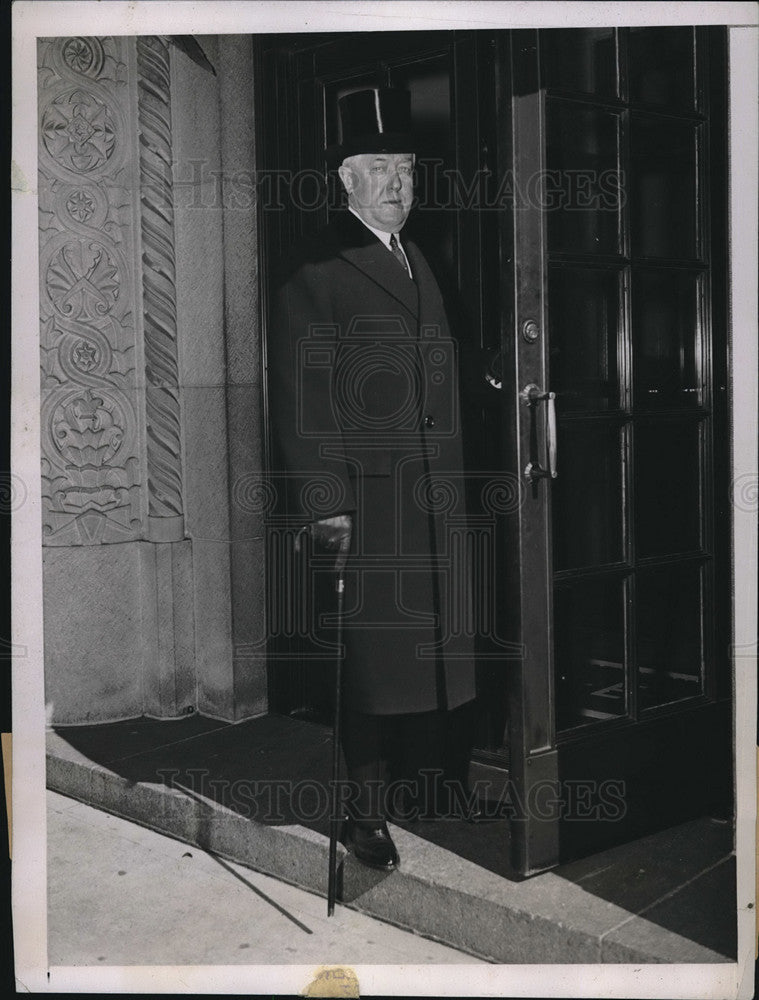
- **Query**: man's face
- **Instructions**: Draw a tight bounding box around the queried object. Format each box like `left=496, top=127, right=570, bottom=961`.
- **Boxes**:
left=338, top=152, right=414, bottom=233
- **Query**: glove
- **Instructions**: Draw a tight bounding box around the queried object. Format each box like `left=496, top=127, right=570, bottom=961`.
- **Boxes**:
left=296, top=513, right=353, bottom=573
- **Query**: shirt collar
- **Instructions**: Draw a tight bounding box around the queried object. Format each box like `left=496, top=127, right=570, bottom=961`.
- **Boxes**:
left=348, top=207, right=403, bottom=249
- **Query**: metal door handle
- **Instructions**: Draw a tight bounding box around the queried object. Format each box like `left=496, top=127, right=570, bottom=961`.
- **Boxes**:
left=545, top=391, right=557, bottom=477
left=521, top=383, right=558, bottom=481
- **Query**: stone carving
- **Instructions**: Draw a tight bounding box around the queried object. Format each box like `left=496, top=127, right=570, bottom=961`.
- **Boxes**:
left=51, top=386, right=126, bottom=471
left=39, top=34, right=127, bottom=90
left=45, top=238, right=120, bottom=319
left=65, top=188, right=96, bottom=223
left=61, top=36, right=106, bottom=78
left=42, top=315, right=136, bottom=391
left=41, top=88, right=117, bottom=175
left=43, top=180, right=111, bottom=235
left=39, top=36, right=142, bottom=545
left=42, top=385, right=140, bottom=544
left=71, top=338, right=100, bottom=373
left=137, top=36, right=184, bottom=527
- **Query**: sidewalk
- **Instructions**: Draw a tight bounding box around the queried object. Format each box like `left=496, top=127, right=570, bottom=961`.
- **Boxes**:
left=48, top=790, right=480, bottom=966
left=46, top=713, right=738, bottom=964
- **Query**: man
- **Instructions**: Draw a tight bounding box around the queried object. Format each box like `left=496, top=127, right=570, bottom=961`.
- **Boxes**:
left=268, top=88, right=477, bottom=871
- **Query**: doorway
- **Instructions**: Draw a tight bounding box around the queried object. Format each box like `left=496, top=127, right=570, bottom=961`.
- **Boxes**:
left=256, top=26, right=732, bottom=873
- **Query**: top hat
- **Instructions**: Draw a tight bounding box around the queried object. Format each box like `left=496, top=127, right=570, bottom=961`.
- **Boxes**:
left=325, top=88, right=415, bottom=167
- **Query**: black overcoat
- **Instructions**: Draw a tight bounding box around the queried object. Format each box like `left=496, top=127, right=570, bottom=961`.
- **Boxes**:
left=268, top=211, right=477, bottom=715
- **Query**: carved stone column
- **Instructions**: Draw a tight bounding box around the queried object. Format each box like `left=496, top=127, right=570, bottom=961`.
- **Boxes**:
left=39, top=36, right=142, bottom=546
left=39, top=34, right=267, bottom=724
left=38, top=35, right=195, bottom=723
left=39, top=36, right=148, bottom=722
left=137, top=36, right=185, bottom=543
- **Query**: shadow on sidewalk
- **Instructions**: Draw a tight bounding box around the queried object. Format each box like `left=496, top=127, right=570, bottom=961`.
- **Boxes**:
left=52, top=712, right=517, bottom=878
left=51, top=711, right=737, bottom=959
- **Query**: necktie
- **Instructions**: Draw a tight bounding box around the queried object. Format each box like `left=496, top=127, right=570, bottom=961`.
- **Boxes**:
left=389, top=233, right=410, bottom=276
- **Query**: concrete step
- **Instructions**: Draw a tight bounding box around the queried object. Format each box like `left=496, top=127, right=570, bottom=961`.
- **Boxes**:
left=45, top=715, right=737, bottom=964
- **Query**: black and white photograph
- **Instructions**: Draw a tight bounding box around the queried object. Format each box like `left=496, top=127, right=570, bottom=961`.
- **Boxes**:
left=10, top=2, right=758, bottom=995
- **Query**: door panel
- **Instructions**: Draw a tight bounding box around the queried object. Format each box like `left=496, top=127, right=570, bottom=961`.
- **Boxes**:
left=553, top=421, right=625, bottom=570
left=554, top=574, right=628, bottom=730
left=628, top=27, right=697, bottom=109
left=636, top=561, right=704, bottom=710
left=540, top=28, right=618, bottom=97
left=545, top=100, right=623, bottom=254
left=634, top=420, right=703, bottom=556
left=548, top=264, right=621, bottom=412
left=538, top=26, right=730, bottom=843
left=630, top=116, right=700, bottom=259
left=631, top=268, right=703, bottom=407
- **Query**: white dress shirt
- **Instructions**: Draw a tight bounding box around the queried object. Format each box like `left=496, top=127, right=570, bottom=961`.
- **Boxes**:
left=348, top=207, right=413, bottom=278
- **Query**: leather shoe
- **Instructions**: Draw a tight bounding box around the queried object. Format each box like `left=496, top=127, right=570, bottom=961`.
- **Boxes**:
left=343, top=818, right=400, bottom=871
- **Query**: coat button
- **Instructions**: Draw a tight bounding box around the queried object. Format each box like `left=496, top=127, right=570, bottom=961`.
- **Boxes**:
left=423, top=414, right=435, bottom=428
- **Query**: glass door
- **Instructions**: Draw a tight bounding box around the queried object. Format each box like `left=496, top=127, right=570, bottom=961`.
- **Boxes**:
left=495, top=26, right=731, bottom=872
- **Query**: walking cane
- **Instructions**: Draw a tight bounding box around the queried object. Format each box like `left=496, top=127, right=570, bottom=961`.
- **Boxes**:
left=327, top=529, right=351, bottom=917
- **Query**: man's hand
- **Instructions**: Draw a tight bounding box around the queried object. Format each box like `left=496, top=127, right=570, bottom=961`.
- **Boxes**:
left=296, top=514, right=353, bottom=572
left=310, top=514, right=352, bottom=550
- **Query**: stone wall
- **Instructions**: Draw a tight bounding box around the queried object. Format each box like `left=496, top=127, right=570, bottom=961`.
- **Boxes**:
left=38, top=35, right=266, bottom=724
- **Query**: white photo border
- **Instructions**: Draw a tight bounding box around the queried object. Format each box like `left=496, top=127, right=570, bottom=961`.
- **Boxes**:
left=11, top=2, right=758, bottom=996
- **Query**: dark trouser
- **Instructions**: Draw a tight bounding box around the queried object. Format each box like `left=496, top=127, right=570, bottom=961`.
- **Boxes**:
left=341, top=700, right=478, bottom=825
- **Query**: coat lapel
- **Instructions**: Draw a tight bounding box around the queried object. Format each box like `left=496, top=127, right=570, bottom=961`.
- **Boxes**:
left=403, top=240, right=446, bottom=333
left=331, top=213, right=419, bottom=320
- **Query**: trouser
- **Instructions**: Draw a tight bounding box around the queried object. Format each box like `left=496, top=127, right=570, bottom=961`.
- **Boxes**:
left=340, top=700, right=478, bottom=824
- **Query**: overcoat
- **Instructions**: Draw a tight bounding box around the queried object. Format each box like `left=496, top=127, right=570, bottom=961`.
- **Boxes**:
left=268, top=210, right=477, bottom=715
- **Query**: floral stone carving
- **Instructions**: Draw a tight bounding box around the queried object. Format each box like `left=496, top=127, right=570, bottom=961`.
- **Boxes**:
left=45, top=238, right=120, bottom=320
left=41, top=88, right=116, bottom=175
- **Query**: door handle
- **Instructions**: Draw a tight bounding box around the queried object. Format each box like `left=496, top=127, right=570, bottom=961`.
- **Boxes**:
left=520, top=383, right=557, bottom=482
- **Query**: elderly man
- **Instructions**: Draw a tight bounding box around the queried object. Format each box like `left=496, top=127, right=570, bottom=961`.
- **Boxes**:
left=268, top=88, right=477, bottom=871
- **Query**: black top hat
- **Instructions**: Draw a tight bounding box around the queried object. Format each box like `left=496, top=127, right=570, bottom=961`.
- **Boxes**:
left=325, top=88, right=415, bottom=167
